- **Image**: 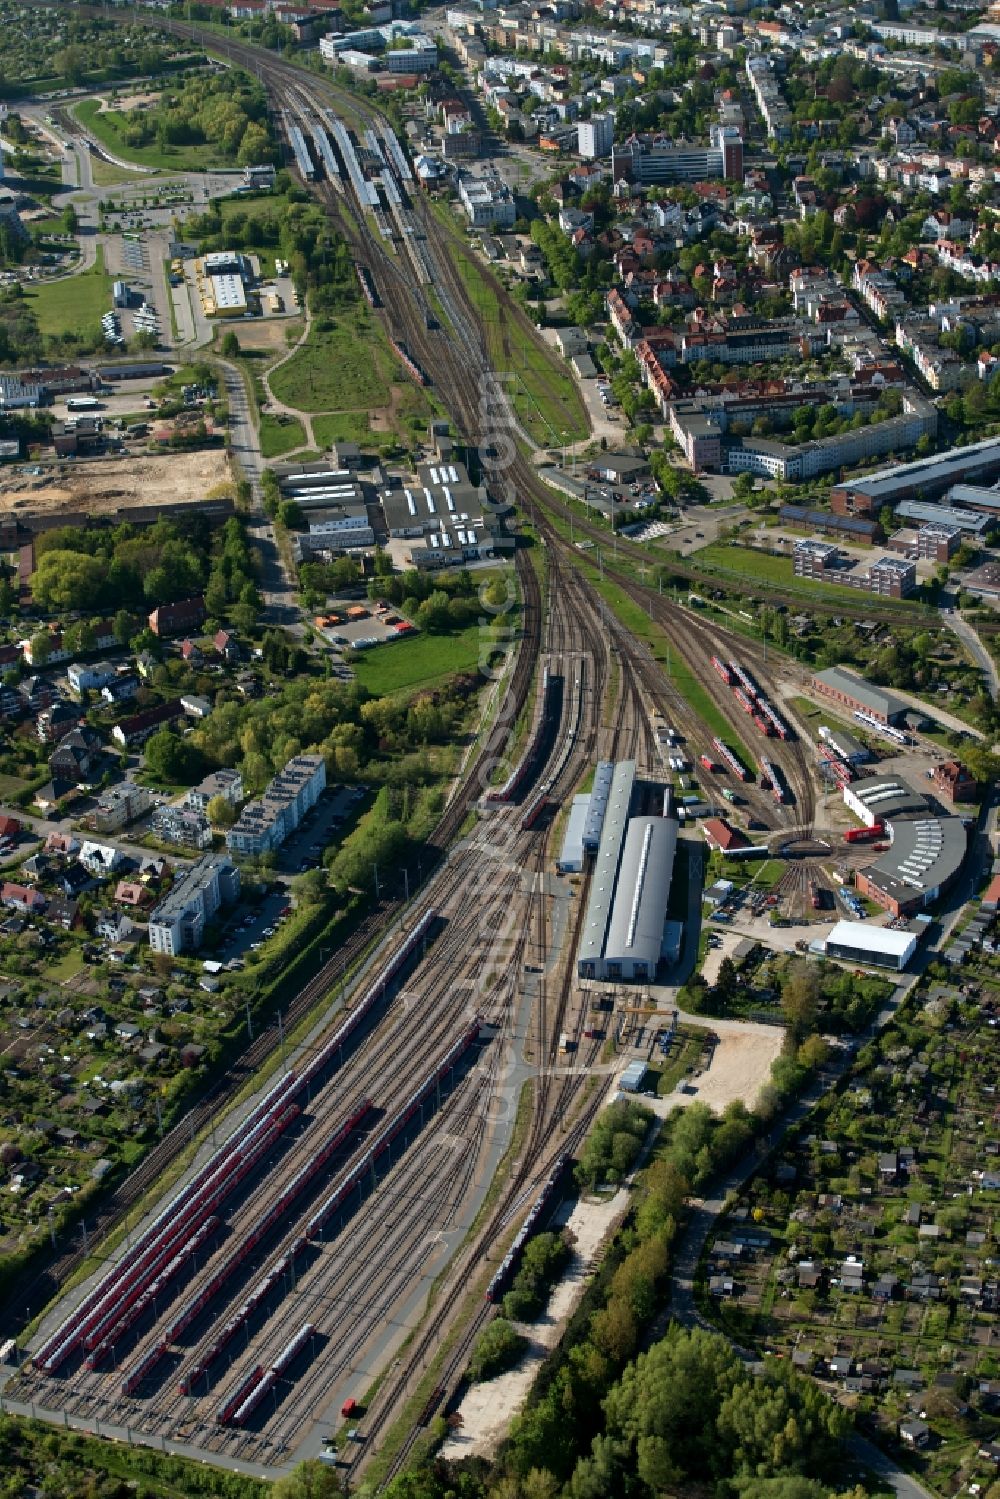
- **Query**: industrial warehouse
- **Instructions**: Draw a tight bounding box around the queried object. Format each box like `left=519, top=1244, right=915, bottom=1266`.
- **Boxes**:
left=842, top=774, right=967, bottom=918
left=574, top=761, right=680, bottom=982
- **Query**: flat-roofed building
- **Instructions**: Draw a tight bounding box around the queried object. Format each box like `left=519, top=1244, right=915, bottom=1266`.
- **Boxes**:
left=822, top=920, right=917, bottom=970
left=844, top=776, right=928, bottom=826
left=89, top=781, right=153, bottom=833
left=226, top=753, right=326, bottom=856
left=895, top=500, right=990, bottom=536
left=887, top=524, right=961, bottom=562
left=855, top=816, right=966, bottom=917
left=148, top=854, right=240, bottom=956
left=186, top=768, right=244, bottom=814
left=793, top=538, right=840, bottom=578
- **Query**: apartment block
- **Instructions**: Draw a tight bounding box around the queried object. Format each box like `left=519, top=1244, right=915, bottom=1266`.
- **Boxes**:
left=887, top=523, right=961, bottom=563
left=89, top=781, right=153, bottom=834
left=186, top=768, right=245, bottom=815
left=793, top=539, right=840, bottom=579
left=148, top=855, right=241, bottom=957
left=152, top=804, right=213, bottom=851
left=226, top=754, right=327, bottom=857
left=578, top=112, right=614, bottom=159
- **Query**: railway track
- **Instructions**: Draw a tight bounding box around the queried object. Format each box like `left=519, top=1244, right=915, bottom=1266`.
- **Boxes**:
left=44, top=14, right=839, bottom=1474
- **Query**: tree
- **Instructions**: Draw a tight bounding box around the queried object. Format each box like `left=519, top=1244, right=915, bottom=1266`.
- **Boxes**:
left=780, top=960, right=820, bottom=1040
left=273, top=1462, right=343, bottom=1499
left=206, top=794, right=237, bottom=827
left=28, top=631, right=51, bottom=667
left=220, top=330, right=240, bottom=358
left=113, top=608, right=135, bottom=647
left=468, top=1318, right=527, bottom=1382
left=31, top=550, right=106, bottom=612
left=143, top=728, right=205, bottom=786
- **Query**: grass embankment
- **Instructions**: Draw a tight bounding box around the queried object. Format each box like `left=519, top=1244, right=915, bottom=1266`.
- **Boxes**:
left=449, top=247, right=589, bottom=448
left=259, top=412, right=306, bottom=458
left=23, top=244, right=113, bottom=339
left=268, top=304, right=394, bottom=413
left=351, top=625, right=482, bottom=696
left=692, top=542, right=925, bottom=613
left=73, top=97, right=230, bottom=173
left=571, top=558, right=753, bottom=763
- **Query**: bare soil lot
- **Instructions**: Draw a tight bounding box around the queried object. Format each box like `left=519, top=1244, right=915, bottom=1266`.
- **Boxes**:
left=0, top=451, right=232, bottom=518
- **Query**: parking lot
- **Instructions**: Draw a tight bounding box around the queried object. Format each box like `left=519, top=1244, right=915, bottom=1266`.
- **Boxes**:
left=314, top=599, right=414, bottom=654
left=215, top=885, right=291, bottom=962
left=274, top=782, right=370, bottom=876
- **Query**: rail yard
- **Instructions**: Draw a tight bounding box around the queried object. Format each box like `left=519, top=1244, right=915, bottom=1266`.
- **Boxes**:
left=3, top=25, right=989, bottom=1489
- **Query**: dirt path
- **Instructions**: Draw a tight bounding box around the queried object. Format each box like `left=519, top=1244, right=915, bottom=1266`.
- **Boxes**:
left=439, top=1010, right=782, bottom=1460
left=440, top=1188, right=629, bottom=1462
left=261, top=309, right=317, bottom=449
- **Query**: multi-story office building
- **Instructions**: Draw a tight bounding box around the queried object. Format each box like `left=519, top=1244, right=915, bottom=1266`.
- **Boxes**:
left=611, top=124, right=743, bottom=184
left=148, top=855, right=241, bottom=957
left=457, top=171, right=516, bottom=228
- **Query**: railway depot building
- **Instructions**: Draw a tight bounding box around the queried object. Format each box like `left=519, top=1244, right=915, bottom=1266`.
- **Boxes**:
left=844, top=776, right=967, bottom=918
left=820, top=920, right=918, bottom=971
left=576, top=761, right=679, bottom=982
left=811, top=667, right=910, bottom=727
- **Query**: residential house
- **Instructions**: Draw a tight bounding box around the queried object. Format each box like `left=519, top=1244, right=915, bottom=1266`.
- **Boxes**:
left=148, top=596, right=206, bottom=638
left=111, top=699, right=184, bottom=748
left=48, top=726, right=103, bottom=785
left=96, top=910, right=140, bottom=944
left=78, top=841, right=125, bottom=878
left=67, top=661, right=117, bottom=697
left=36, top=703, right=80, bottom=743
left=100, top=675, right=139, bottom=707
left=213, top=629, right=242, bottom=663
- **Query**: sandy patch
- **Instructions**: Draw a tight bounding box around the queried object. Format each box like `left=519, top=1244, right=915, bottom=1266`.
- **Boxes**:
left=231, top=320, right=301, bottom=353
left=0, top=450, right=232, bottom=517
left=671, top=1025, right=783, bottom=1114
left=441, top=1188, right=629, bottom=1462
left=99, top=93, right=161, bottom=113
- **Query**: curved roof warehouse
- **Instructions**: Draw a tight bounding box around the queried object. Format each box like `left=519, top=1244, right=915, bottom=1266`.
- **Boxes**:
left=577, top=758, right=679, bottom=981
left=843, top=776, right=967, bottom=918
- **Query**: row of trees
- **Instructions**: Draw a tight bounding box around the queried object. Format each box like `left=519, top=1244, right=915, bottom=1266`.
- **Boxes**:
left=385, top=1074, right=856, bottom=1499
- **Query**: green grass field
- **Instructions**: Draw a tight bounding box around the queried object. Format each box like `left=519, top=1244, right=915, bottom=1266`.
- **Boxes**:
left=452, top=251, right=588, bottom=447
left=351, top=626, right=481, bottom=695
left=259, top=413, right=306, bottom=459
left=24, top=245, right=113, bottom=338
left=74, top=98, right=229, bottom=174
left=694, top=542, right=921, bottom=611
left=311, top=412, right=400, bottom=452
left=269, top=306, right=394, bottom=414
left=90, top=154, right=147, bottom=187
